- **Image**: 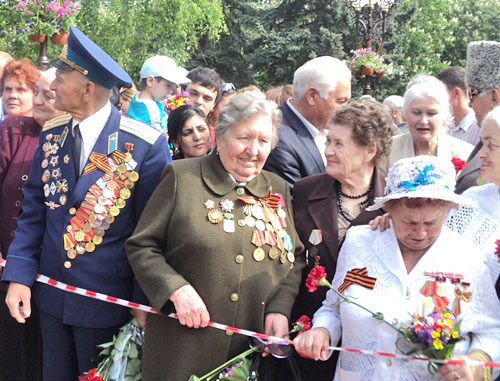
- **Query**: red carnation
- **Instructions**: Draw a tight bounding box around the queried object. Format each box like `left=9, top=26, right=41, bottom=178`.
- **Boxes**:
left=306, top=265, right=328, bottom=292
left=78, top=369, right=102, bottom=381
left=293, top=315, right=312, bottom=332
left=495, top=239, right=500, bottom=263
left=451, top=157, right=466, bottom=172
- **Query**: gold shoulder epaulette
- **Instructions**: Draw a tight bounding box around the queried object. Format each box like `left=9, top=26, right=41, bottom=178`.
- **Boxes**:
left=119, top=116, right=162, bottom=145
left=42, top=113, right=72, bottom=132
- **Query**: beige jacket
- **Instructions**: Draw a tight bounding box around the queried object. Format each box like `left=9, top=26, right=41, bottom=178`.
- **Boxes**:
left=380, top=132, right=474, bottom=174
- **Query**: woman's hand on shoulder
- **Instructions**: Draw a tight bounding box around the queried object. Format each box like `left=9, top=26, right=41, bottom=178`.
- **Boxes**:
left=369, top=213, right=391, bottom=232
left=169, top=284, right=210, bottom=329
left=292, top=327, right=331, bottom=361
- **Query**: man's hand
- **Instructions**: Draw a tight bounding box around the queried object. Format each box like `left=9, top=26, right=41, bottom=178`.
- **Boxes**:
left=262, top=313, right=289, bottom=357
left=130, top=309, right=148, bottom=331
left=5, top=282, right=32, bottom=323
left=169, top=285, right=210, bottom=329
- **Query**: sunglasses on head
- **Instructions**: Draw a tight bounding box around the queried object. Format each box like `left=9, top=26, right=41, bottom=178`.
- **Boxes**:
left=248, top=337, right=293, bottom=358
left=468, top=88, right=488, bottom=101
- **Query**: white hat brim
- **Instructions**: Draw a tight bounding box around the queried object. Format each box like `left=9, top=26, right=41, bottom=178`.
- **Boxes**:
left=366, top=188, right=477, bottom=211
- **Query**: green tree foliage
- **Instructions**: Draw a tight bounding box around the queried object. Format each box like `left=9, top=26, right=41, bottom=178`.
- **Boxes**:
left=190, top=0, right=498, bottom=100
left=0, top=0, right=226, bottom=80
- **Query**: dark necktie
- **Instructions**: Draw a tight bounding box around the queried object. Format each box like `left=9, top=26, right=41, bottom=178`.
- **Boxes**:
left=72, top=124, right=82, bottom=177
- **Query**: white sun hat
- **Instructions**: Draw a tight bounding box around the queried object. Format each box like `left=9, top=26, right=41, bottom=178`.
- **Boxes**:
left=367, top=155, right=476, bottom=211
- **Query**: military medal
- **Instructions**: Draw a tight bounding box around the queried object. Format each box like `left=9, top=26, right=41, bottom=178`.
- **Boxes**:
left=67, top=249, right=77, bottom=259
left=44, top=184, right=50, bottom=197
left=219, top=199, right=234, bottom=213
left=244, top=215, right=256, bottom=227
left=120, top=188, right=131, bottom=200
left=59, top=194, right=67, bottom=205
left=124, top=143, right=134, bottom=162
left=204, top=200, right=215, bottom=209
left=44, top=201, right=61, bottom=210
left=208, top=209, right=224, bottom=224
left=41, top=159, right=49, bottom=169
left=49, top=155, right=59, bottom=167
left=255, top=219, right=266, bottom=231
left=269, top=247, right=280, bottom=260
left=63, top=154, right=70, bottom=164
left=129, top=171, right=139, bottom=182
left=56, top=179, right=69, bottom=193
left=307, top=229, right=322, bottom=265
left=287, top=251, right=295, bottom=263
left=251, top=230, right=266, bottom=261
left=279, top=251, right=287, bottom=264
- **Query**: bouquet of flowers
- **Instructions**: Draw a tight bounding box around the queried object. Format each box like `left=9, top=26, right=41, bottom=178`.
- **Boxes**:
left=347, top=47, right=388, bottom=77
left=79, top=318, right=144, bottom=381
left=164, top=91, right=191, bottom=115
left=401, top=312, right=463, bottom=373
left=305, top=265, right=464, bottom=374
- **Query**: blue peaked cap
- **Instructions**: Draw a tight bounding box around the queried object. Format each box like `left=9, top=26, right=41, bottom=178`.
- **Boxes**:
left=51, top=25, right=131, bottom=89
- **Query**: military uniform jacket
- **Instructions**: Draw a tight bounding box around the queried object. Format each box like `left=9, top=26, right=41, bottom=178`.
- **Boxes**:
left=1, top=107, right=171, bottom=328
left=126, top=152, right=305, bottom=381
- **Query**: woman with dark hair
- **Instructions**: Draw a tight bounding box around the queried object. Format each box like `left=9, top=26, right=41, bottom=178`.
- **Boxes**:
left=168, top=104, right=211, bottom=159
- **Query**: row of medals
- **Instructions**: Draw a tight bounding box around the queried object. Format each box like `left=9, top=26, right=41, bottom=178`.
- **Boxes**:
left=41, top=133, right=69, bottom=206
left=63, top=153, right=138, bottom=267
left=207, top=200, right=295, bottom=264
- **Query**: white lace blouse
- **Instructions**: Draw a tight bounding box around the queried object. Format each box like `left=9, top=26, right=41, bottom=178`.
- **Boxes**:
left=313, top=225, right=500, bottom=381
left=446, top=183, right=500, bottom=284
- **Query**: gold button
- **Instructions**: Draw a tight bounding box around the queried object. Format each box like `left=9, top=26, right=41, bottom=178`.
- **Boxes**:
left=64, top=261, right=72, bottom=269
left=225, top=330, right=234, bottom=336
left=237, top=219, right=245, bottom=227
left=230, top=293, right=239, bottom=302
left=236, top=188, right=245, bottom=196
left=235, top=255, right=244, bottom=264
left=386, top=359, right=393, bottom=367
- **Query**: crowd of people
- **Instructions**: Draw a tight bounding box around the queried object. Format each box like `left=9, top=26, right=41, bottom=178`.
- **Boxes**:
left=0, top=25, right=499, bottom=381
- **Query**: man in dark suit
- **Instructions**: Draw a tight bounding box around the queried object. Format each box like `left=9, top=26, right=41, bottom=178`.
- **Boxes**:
left=1, top=26, right=171, bottom=380
left=455, top=41, right=500, bottom=194
left=264, top=56, right=351, bottom=187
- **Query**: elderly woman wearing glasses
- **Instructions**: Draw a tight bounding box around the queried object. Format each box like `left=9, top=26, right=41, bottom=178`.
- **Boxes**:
left=382, top=75, right=474, bottom=174
left=294, top=156, right=500, bottom=381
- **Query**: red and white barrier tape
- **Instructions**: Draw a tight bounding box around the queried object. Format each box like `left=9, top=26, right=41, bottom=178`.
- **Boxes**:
left=1, top=258, right=499, bottom=368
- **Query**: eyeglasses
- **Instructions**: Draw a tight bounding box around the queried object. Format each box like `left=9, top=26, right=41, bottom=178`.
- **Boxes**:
left=222, top=82, right=236, bottom=94
left=468, top=88, right=489, bottom=102
left=248, top=337, right=293, bottom=358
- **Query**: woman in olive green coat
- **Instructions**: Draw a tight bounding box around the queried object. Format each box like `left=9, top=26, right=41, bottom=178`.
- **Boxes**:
left=127, top=91, right=305, bottom=381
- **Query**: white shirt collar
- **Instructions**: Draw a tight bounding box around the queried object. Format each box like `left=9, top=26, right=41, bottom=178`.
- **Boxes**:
left=286, top=99, right=320, bottom=138
left=72, top=101, right=112, bottom=172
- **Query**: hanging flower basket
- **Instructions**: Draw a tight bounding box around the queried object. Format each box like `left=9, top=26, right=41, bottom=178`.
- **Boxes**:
left=361, top=65, right=374, bottom=76
left=30, top=32, right=46, bottom=43
left=346, top=47, right=389, bottom=78
left=50, top=29, right=68, bottom=44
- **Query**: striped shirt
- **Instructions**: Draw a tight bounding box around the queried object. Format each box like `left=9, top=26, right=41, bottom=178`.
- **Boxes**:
left=448, top=109, right=481, bottom=146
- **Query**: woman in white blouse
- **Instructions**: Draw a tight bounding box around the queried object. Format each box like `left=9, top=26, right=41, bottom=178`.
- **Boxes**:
left=294, top=156, right=500, bottom=381
left=381, top=75, right=473, bottom=174
left=446, top=106, right=500, bottom=297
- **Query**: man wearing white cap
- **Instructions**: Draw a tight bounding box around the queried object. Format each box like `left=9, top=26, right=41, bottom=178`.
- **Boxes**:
left=127, top=55, right=190, bottom=131
left=456, top=40, right=500, bottom=193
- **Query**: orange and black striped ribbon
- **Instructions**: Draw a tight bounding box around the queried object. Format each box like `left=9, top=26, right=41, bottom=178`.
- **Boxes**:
left=337, top=267, right=377, bottom=294
left=82, top=152, right=112, bottom=175
left=111, top=150, right=127, bottom=164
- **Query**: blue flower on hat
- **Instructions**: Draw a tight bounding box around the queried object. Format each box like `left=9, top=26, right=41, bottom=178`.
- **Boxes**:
left=397, top=164, right=441, bottom=191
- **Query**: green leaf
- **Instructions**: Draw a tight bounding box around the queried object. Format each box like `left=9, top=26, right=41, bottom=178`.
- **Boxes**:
left=128, top=344, right=139, bottom=359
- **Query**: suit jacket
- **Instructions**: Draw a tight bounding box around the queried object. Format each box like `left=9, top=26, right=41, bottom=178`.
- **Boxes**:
left=455, top=141, right=482, bottom=194
left=285, top=170, right=385, bottom=381
left=126, top=152, right=305, bottom=381
left=381, top=131, right=474, bottom=174
left=1, top=107, right=171, bottom=328
left=264, top=102, right=325, bottom=187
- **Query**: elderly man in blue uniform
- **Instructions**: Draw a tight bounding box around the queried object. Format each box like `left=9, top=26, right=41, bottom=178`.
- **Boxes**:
left=1, top=26, right=171, bottom=379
